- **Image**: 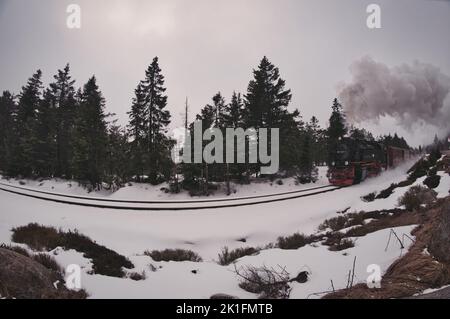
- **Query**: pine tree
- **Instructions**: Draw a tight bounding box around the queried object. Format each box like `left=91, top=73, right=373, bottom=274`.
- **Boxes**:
left=211, top=92, right=226, bottom=127
left=105, top=122, right=130, bottom=190
left=127, top=83, right=147, bottom=181
left=244, top=56, right=294, bottom=176
left=244, top=56, right=292, bottom=129
left=141, top=57, right=172, bottom=184
left=223, top=92, right=243, bottom=128
left=72, top=76, right=108, bottom=189
left=34, top=89, right=57, bottom=176
left=50, top=64, right=77, bottom=178
left=327, top=98, right=347, bottom=164
left=297, top=123, right=316, bottom=183
left=328, top=98, right=347, bottom=140
left=0, top=91, right=17, bottom=174
left=278, top=110, right=303, bottom=174
left=223, top=92, right=244, bottom=183
left=309, top=116, right=321, bottom=165
left=14, top=70, right=43, bottom=176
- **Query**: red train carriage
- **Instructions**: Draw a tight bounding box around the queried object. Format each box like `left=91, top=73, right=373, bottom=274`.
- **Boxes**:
left=386, top=146, right=411, bottom=168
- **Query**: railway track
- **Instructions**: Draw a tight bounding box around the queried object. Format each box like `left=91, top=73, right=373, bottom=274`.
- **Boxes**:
left=0, top=181, right=342, bottom=211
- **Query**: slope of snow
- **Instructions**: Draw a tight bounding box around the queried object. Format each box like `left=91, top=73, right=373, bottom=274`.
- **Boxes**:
left=0, top=159, right=448, bottom=298
left=44, top=225, right=415, bottom=299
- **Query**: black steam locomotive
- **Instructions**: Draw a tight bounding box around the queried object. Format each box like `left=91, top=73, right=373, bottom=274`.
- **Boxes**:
left=328, top=138, right=411, bottom=186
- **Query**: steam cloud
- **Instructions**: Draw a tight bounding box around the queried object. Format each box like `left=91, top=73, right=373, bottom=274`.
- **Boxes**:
left=338, top=56, right=450, bottom=131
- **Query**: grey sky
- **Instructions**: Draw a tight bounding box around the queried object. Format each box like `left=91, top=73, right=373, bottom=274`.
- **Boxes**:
left=0, top=0, right=449, bottom=146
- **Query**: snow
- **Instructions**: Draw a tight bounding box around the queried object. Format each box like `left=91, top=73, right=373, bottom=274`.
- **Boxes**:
left=235, top=225, right=416, bottom=299
left=0, top=167, right=331, bottom=201
left=435, top=171, right=450, bottom=198
left=414, top=285, right=450, bottom=296
left=0, top=159, right=449, bottom=299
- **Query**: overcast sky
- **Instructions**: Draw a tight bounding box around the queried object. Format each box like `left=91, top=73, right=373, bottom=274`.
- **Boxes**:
left=0, top=0, right=449, bottom=146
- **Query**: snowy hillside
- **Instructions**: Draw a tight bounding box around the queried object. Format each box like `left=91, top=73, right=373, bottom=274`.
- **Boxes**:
left=0, top=160, right=449, bottom=299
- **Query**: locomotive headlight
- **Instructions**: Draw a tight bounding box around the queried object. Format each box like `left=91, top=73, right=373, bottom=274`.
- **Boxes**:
left=345, top=161, right=349, bottom=166
left=332, top=161, right=335, bottom=166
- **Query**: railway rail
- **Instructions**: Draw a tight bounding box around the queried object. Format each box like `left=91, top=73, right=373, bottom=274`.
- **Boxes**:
left=0, top=182, right=342, bottom=211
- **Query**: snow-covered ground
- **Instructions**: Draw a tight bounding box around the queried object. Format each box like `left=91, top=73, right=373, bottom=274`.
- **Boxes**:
left=0, top=161, right=449, bottom=299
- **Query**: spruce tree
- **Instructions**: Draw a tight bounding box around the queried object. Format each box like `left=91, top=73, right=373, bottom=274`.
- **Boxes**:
left=223, top=92, right=244, bottom=182
left=127, top=83, right=147, bottom=181
left=50, top=64, right=77, bottom=178
left=244, top=56, right=292, bottom=129
left=14, top=70, right=43, bottom=176
left=34, top=88, right=57, bottom=176
left=244, top=56, right=294, bottom=176
left=142, top=57, right=172, bottom=184
left=297, top=123, right=318, bottom=183
left=327, top=98, right=347, bottom=164
left=309, top=116, right=322, bottom=165
left=105, top=122, right=130, bottom=189
left=223, top=92, right=243, bottom=128
left=0, top=91, right=17, bottom=174
left=211, top=92, right=226, bottom=127
left=72, top=76, right=108, bottom=189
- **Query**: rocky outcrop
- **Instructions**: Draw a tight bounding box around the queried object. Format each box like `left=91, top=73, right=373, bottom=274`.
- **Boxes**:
left=0, top=248, right=86, bottom=299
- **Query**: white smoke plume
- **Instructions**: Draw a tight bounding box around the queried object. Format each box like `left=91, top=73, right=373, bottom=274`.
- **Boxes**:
left=338, top=56, right=450, bottom=131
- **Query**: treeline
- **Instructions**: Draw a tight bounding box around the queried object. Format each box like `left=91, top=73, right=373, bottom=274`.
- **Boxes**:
left=0, top=56, right=411, bottom=193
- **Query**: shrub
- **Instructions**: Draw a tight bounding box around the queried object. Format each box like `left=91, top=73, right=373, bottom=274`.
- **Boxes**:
left=347, top=212, right=367, bottom=226
left=235, top=265, right=291, bottom=299
left=423, top=175, right=441, bottom=189
left=145, top=249, right=203, bottom=262
left=33, top=253, right=62, bottom=273
left=318, top=216, right=348, bottom=232
left=361, top=192, right=376, bottom=202
left=328, top=238, right=355, bottom=251
left=428, top=167, right=437, bottom=177
left=129, top=271, right=146, bottom=281
left=11, top=223, right=134, bottom=278
left=318, top=211, right=367, bottom=233
left=277, top=233, right=314, bottom=250
left=376, top=183, right=398, bottom=199
left=408, top=158, right=431, bottom=180
left=218, top=247, right=260, bottom=266
left=276, top=179, right=284, bottom=186
left=398, top=178, right=414, bottom=188
left=428, top=148, right=442, bottom=165
left=11, top=223, right=61, bottom=251
left=61, top=230, right=134, bottom=277
left=398, top=185, right=437, bottom=211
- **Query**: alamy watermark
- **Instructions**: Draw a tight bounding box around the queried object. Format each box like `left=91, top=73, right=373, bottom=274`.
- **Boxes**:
left=367, top=4, right=382, bottom=29
left=171, top=121, right=279, bottom=175
left=66, top=4, right=81, bottom=29
left=366, top=264, right=382, bottom=289
left=65, top=264, right=82, bottom=290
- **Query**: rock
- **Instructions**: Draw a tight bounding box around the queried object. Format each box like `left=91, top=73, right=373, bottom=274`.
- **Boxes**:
left=290, top=271, right=309, bottom=284
left=210, top=293, right=239, bottom=300
left=0, top=248, right=86, bottom=299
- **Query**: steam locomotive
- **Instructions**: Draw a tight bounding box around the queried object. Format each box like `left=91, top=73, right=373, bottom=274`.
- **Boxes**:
left=327, top=138, right=412, bottom=186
